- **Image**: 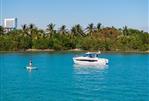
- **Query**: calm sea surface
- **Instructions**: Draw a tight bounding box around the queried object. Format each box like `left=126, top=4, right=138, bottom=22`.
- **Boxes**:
left=0, top=52, right=149, bottom=101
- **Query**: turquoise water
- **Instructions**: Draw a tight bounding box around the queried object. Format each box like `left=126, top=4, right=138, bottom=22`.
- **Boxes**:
left=0, top=52, right=149, bottom=101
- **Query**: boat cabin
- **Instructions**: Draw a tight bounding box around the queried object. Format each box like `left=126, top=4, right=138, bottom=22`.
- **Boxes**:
left=84, top=52, right=100, bottom=58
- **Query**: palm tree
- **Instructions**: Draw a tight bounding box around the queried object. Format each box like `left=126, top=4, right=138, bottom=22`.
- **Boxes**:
left=76, top=24, right=84, bottom=36
left=97, top=23, right=102, bottom=31
left=71, top=24, right=84, bottom=36
left=46, top=23, right=55, bottom=37
left=21, top=24, right=28, bottom=36
left=86, top=23, right=94, bottom=36
left=28, top=24, right=36, bottom=36
left=71, top=26, right=77, bottom=36
left=27, top=24, right=39, bottom=41
left=21, top=24, right=27, bottom=31
left=123, top=25, right=129, bottom=36
left=29, top=24, right=35, bottom=29
left=59, top=25, right=67, bottom=35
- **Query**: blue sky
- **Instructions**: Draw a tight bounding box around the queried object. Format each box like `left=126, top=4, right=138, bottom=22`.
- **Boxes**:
left=0, top=0, right=148, bottom=31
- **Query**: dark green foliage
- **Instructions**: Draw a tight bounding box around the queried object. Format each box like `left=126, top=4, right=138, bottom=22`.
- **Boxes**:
left=0, top=26, right=4, bottom=35
left=0, top=24, right=149, bottom=51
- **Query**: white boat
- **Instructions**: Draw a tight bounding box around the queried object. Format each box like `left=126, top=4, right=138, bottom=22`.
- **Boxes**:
left=73, top=51, right=108, bottom=66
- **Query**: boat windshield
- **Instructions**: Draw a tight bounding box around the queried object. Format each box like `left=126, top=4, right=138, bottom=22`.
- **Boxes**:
left=84, top=53, right=99, bottom=58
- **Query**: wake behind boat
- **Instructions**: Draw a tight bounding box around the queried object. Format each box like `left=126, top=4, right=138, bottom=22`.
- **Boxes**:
left=73, top=51, right=108, bottom=66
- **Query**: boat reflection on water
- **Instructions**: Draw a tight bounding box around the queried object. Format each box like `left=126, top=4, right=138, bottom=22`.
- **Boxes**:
left=73, top=64, right=108, bottom=70
left=73, top=64, right=108, bottom=75
left=72, top=64, right=108, bottom=95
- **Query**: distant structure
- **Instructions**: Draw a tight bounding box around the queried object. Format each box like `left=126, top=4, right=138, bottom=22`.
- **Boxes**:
left=4, top=18, right=17, bottom=32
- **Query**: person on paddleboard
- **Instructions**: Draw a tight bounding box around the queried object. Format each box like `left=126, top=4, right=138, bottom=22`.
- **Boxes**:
left=29, top=60, right=32, bottom=67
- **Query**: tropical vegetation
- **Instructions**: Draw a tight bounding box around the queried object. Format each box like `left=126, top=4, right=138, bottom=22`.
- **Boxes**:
left=0, top=23, right=149, bottom=51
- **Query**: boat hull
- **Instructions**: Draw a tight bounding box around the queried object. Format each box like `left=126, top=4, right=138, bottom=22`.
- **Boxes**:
left=73, top=57, right=108, bottom=66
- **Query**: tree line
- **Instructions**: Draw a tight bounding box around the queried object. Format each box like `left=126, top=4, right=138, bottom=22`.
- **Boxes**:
left=0, top=23, right=149, bottom=51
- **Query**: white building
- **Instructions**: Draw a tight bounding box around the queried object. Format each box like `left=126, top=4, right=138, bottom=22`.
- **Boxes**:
left=4, top=18, right=17, bottom=32
left=4, top=18, right=17, bottom=28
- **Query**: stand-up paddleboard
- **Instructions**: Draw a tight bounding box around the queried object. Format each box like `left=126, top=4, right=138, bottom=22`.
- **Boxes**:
left=26, top=66, right=38, bottom=70
left=26, top=59, right=38, bottom=70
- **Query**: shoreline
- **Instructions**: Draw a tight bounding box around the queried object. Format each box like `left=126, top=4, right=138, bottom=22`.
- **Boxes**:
left=0, top=48, right=149, bottom=53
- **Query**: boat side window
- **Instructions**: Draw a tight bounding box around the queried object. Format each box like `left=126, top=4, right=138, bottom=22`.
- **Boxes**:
left=84, top=53, right=98, bottom=58
left=84, top=54, right=89, bottom=57
left=76, top=59, right=98, bottom=62
left=91, top=54, right=96, bottom=58
left=89, top=54, right=92, bottom=58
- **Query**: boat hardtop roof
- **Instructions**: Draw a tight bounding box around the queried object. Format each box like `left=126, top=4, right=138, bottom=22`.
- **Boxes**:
left=85, top=51, right=101, bottom=55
